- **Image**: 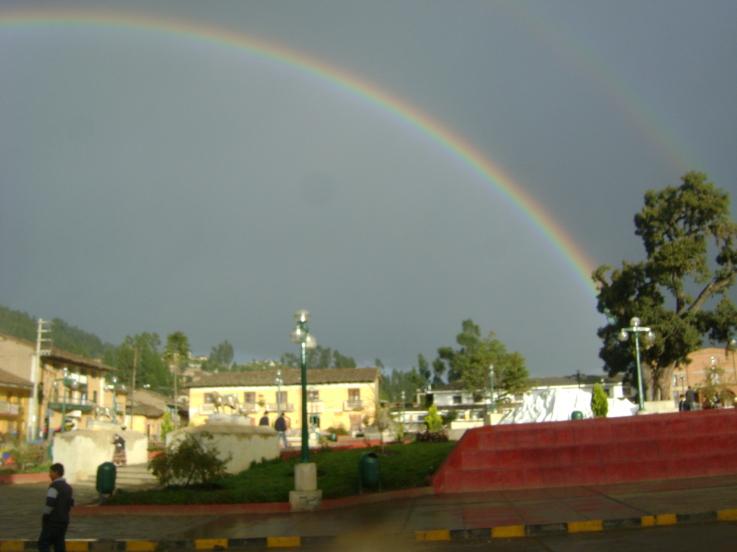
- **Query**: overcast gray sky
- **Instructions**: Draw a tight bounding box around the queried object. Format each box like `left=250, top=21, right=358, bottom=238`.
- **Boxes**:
left=1, top=0, right=735, bottom=377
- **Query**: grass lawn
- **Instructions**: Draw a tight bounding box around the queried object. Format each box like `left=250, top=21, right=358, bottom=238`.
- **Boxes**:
left=107, top=441, right=455, bottom=505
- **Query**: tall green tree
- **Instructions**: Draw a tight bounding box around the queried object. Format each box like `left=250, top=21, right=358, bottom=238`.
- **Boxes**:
left=279, top=344, right=356, bottom=369
left=113, top=333, right=172, bottom=393
left=203, top=340, right=234, bottom=372
left=433, top=319, right=529, bottom=401
left=593, top=172, right=737, bottom=399
left=416, top=354, right=432, bottom=383
left=164, top=331, right=190, bottom=406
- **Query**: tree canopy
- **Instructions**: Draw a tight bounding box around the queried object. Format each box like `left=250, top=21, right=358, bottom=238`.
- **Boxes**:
left=279, top=344, right=357, bottom=369
left=111, top=332, right=172, bottom=393
left=593, top=171, right=737, bottom=398
left=432, top=319, right=529, bottom=401
left=202, top=340, right=235, bottom=372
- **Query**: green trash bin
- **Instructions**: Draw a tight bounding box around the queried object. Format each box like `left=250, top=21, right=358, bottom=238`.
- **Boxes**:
left=96, top=461, right=117, bottom=495
left=358, top=452, right=380, bottom=492
left=571, top=410, right=584, bottom=420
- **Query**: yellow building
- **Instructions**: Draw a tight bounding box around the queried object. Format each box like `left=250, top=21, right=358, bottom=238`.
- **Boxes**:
left=0, top=333, right=127, bottom=440
left=187, top=367, right=380, bottom=433
left=0, top=368, right=32, bottom=439
left=126, top=388, right=170, bottom=445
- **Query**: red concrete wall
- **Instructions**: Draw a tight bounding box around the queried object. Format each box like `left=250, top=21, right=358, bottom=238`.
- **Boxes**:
left=433, top=409, right=737, bottom=493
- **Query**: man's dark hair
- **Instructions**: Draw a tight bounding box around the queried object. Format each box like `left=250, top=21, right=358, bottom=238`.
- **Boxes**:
left=50, top=463, right=64, bottom=476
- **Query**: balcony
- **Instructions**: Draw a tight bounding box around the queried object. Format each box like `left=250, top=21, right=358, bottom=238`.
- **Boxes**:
left=0, top=401, right=21, bottom=417
left=307, top=401, right=324, bottom=414
left=343, top=400, right=363, bottom=411
left=48, top=399, right=95, bottom=413
left=267, top=403, right=294, bottom=413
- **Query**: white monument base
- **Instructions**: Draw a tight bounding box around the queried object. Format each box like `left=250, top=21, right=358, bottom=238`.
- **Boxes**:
left=290, top=462, right=322, bottom=511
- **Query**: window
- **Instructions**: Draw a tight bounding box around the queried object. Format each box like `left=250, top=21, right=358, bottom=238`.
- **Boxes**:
left=309, top=414, right=321, bottom=428
left=93, top=390, right=98, bottom=404
left=243, top=392, right=256, bottom=405
left=276, top=391, right=288, bottom=407
left=452, top=395, right=462, bottom=405
left=348, top=389, right=360, bottom=401
left=307, top=389, right=319, bottom=402
left=204, top=393, right=217, bottom=404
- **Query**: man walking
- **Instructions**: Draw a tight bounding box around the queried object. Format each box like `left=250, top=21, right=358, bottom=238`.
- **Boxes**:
left=39, top=463, right=74, bottom=552
left=274, top=412, right=289, bottom=448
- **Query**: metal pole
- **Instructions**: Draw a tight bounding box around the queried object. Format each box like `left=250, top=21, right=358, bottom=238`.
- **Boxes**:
left=634, top=333, right=645, bottom=411
left=300, top=340, right=309, bottom=463
left=61, top=383, right=67, bottom=433
left=489, top=365, right=495, bottom=413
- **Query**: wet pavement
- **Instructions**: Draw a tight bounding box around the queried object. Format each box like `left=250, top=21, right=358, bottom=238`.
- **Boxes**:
left=3, top=475, right=737, bottom=541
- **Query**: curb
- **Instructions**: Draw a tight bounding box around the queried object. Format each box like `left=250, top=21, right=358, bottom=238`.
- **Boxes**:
left=0, top=473, right=49, bottom=485
left=72, top=486, right=434, bottom=516
left=3, top=508, right=736, bottom=549
left=415, top=508, right=737, bottom=542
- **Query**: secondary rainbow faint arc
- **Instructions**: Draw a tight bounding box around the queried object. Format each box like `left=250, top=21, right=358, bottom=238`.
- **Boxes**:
left=0, top=7, right=599, bottom=295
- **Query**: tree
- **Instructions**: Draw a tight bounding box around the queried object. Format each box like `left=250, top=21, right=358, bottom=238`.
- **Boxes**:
left=593, top=172, right=737, bottom=399
left=279, top=345, right=356, bottom=369
left=417, top=354, right=432, bottom=383
left=591, top=383, right=609, bottom=418
left=433, top=319, right=529, bottom=401
left=203, top=340, right=234, bottom=372
left=164, top=331, right=190, bottom=413
left=380, top=366, right=427, bottom=402
left=113, top=333, right=172, bottom=394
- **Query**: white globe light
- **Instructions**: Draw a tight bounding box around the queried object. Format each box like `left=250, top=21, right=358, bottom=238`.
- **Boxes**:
left=294, top=309, right=310, bottom=323
left=630, top=317, right=641, bottom=328
left=290, top=328, right=305, bottom=343
left=618, top=329, right=629, bottom=342
left=305, top=334, right=317, bottom=350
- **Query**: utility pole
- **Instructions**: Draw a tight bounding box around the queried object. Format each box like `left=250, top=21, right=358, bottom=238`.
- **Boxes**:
left=29, top=318, right=52, bottom=442
left=129, top=345, right=138, bottom=428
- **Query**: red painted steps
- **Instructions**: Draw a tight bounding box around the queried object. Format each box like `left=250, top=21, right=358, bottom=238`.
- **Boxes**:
left=433, top=409, right=737, bottom=493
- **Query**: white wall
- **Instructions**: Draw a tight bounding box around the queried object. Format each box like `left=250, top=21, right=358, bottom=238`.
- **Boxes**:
left=52, top=429, right=147, bottom=483
left=167, top=423, right=280, bottom=475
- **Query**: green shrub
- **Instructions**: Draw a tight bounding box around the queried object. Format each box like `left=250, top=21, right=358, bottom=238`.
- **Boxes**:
left=160, top=411, right=175, bottom=440
left=149, top=431, right=229, bottom=487
left=425, top=404, right=443, bottom=432
left=325, top=425, right=349, bottom=436
left=8, top=443, right=47, bottom=471
left=591, top=383, right=609, bottom=418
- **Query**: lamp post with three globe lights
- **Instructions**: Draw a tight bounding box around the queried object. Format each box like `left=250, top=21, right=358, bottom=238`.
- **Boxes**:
left=288, top=309, right=322, bottom=511
left=618, top=317, right=655, bottom=412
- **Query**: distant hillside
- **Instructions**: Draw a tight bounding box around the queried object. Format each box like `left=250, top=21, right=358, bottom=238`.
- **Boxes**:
left=0, top=304, right=115, bottom=360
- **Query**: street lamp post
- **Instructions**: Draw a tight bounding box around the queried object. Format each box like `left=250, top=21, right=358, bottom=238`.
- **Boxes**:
left=488, top=364, right=495, bottom=414
left=111, top=376, right=119, bottom=423
left=618, top=317, right=655, bottom=412
left=729, top=338, right=737, bottom=383
left=57, top=368, right=79, bottom=432
left=400, top=390, right=406, bottom=426
left=275, top=368, right=283, bottom=414
left=291, top=309, right=317, bottom=463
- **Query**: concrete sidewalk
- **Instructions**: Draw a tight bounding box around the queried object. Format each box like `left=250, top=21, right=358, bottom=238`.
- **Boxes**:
left=2, top=474, right=737, bottom=547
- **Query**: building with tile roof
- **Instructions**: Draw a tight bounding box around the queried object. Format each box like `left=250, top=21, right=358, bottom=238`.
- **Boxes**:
left=186, top=367, right=380, bottom=434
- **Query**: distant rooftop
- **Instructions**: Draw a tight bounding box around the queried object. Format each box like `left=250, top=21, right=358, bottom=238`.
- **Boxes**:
left=187, top=367, right=379, bottom=388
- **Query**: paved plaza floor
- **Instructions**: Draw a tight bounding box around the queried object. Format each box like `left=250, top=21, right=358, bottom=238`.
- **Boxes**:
left=3, top=475, right=737, bottom=543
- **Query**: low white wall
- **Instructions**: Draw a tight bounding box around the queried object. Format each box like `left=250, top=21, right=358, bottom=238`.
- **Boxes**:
left=167, top=423, right=279, bottom=475
left=639, top=400, right=679, bottom=414
left=52, top=429, right=148, bottom=483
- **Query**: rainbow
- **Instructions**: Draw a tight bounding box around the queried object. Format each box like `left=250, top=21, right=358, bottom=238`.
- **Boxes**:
left=0, top=7, right=599, bottom=295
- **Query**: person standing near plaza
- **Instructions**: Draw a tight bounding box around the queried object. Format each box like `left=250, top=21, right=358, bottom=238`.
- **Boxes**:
left=274, top=412, right=288, bottom=448
left=38, top=462, right=74, bottom=552
left=112, top=433, right=126, bottom=467
left=259, top=411, right=270, bottom=426
left=685, top=386, right=696, bottom=411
